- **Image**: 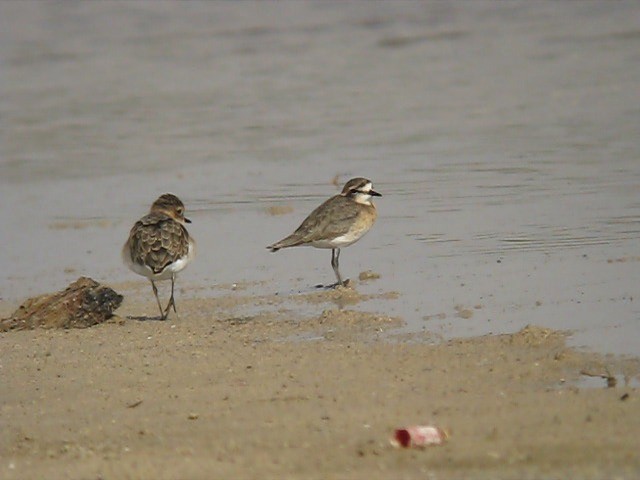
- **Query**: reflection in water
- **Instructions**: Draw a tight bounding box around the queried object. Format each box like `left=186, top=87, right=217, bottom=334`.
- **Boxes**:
left=1, top=2, right=639, bottom=355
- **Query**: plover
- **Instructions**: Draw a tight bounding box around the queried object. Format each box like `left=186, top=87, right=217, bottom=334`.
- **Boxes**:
left=267, top=177, right=381, bottom=287
left=122, top=193, right=195, bottom=319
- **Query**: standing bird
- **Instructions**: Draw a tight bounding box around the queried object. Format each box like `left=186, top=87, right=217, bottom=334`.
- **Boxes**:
left=267, top=177, right=381, bottom=287
left=122, top=193, right=196, bottom=320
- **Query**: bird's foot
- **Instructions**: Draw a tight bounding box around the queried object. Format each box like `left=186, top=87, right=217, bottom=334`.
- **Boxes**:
left=316, top=279, right=351, bottom=290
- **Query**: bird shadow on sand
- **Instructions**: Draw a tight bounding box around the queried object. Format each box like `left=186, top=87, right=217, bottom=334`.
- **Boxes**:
left=126, top=315, right=172, bottom=322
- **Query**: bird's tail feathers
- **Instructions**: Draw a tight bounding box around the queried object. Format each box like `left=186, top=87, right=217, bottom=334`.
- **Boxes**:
left=266, top=234, right=303, bottom=252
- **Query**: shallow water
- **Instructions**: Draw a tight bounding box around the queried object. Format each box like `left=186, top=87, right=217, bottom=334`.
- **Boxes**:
left=1, top=2, right=639, bottom=354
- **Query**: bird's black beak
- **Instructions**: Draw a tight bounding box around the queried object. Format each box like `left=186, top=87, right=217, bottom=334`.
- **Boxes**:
left=185, top=217, right=192, bottom=223
left=370, top=190, right=382, bottom=197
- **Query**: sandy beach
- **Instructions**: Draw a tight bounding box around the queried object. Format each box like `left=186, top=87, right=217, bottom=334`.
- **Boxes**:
left=2, top=281, right=640, bottom=480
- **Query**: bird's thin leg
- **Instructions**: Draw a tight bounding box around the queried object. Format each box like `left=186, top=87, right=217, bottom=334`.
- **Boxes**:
left=164, top=274, right=178, bottom=318
left=151, top=280, right=165, bottom=320
left=171, top=274, right=177, bottom=313
left=331, top=248, right=344, bottom=287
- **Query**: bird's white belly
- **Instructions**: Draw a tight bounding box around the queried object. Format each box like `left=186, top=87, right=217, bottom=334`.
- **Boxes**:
left=310, top=230, right=366, bottom=249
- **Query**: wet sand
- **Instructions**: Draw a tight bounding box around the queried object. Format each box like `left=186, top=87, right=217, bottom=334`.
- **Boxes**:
left=2, top=282, right=640, bottom=479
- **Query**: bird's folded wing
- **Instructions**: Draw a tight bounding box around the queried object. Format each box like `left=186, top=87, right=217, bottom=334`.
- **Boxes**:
left=130, top=215, right=190, bottom=273
left=294, top=196, right=359, bottom=242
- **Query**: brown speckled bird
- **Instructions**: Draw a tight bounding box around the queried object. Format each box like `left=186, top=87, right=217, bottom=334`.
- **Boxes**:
left=267, top=177, right=381, bottom=287
left=122, top=193, right=195, bottom=319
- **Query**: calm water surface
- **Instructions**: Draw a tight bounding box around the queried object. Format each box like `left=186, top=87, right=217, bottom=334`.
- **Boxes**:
left=1, top=2, right=639, bottom=354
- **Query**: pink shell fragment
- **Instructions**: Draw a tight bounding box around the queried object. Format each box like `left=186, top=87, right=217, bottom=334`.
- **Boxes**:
left=391, top=425, right=448, bottom=448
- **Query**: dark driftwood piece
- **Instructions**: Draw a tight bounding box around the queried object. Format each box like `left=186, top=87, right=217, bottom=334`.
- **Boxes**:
left=1, top=277, right=123, bottom=331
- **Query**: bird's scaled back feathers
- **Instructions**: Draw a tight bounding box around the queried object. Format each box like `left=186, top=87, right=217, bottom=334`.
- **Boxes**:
left=127, top=212, right=191, bottom=274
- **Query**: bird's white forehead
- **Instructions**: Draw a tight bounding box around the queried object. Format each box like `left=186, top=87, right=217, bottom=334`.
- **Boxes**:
left=361, top=182, right=372, bottom=192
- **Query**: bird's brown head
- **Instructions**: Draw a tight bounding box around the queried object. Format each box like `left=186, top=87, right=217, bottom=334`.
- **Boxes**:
left=341, top=177, right=382, bottom=203
left=150, top=193, right=192, bottom=224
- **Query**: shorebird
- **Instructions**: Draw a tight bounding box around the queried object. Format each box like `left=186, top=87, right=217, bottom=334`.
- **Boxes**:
left=122, top=193, right=195, bottom=319
left=267, top=177, right=381, bottom=287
